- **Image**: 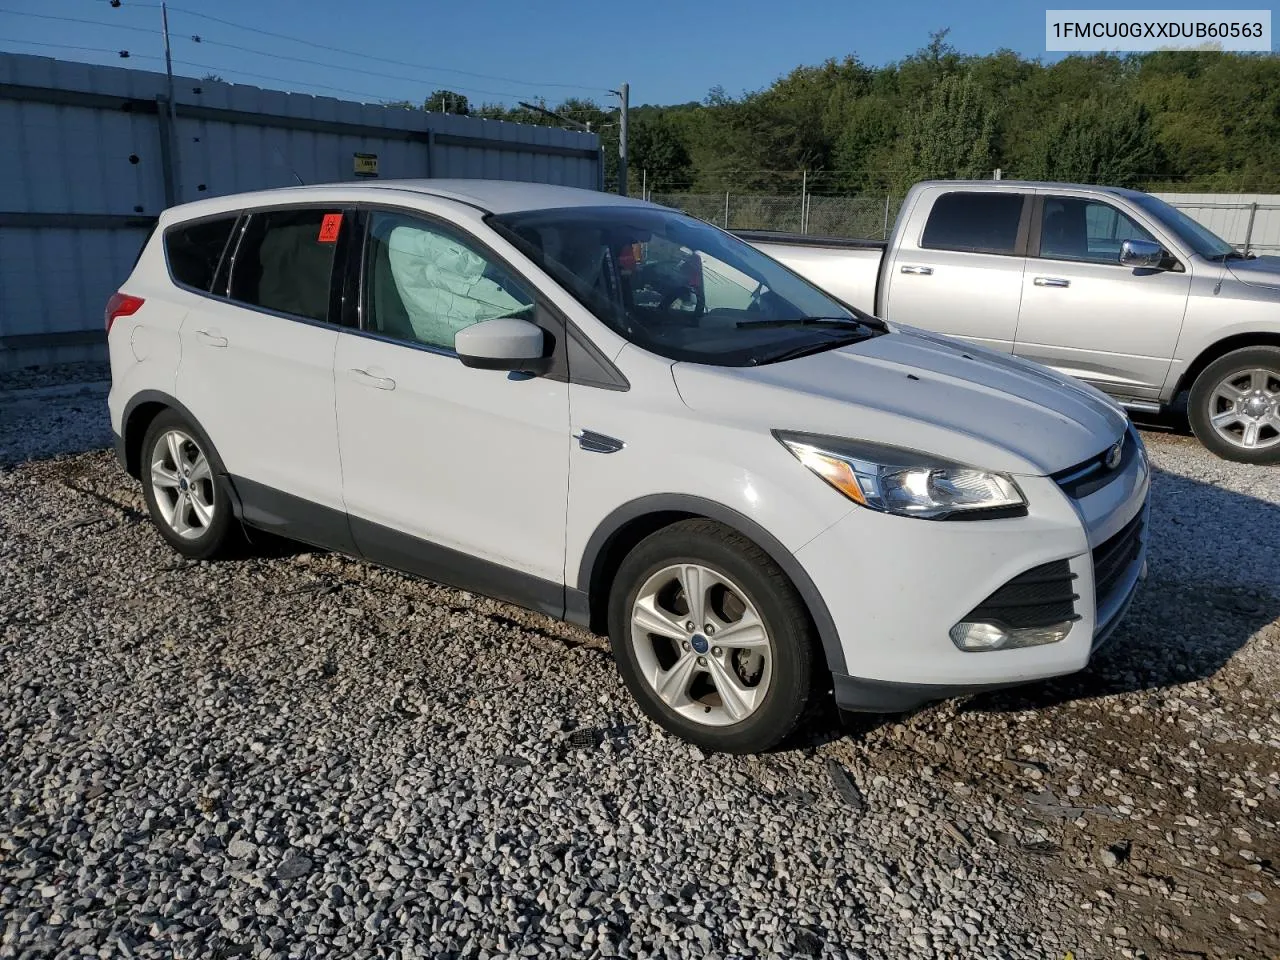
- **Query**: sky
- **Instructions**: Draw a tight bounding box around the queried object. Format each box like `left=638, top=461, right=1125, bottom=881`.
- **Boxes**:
left=0, top=0, right=1265, bottom=109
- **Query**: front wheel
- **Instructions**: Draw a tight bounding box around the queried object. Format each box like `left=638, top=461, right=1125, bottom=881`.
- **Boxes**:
left=607, top=519, right=817, bottom=753
left=1188, top=346, right=1280, bottom=464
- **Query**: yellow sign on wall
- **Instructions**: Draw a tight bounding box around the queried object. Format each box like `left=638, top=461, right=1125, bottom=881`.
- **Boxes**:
left=353, top=153, right=378, bottom=177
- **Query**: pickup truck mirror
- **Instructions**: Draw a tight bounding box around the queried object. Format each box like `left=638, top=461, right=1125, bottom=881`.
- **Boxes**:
left=455, top=317, right=551, bottom=374
left=1119, top=238, right=1164, bottom=269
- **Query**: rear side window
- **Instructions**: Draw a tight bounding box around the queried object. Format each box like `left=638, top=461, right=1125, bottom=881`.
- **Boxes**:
left=165, top=216, right=238, bottom=291
left=920, top=192, right=1025, bottom=255
left=229, top=208, right=343, bottom=323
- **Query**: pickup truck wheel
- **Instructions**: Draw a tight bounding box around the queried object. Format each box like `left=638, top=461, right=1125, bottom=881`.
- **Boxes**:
left=1188, top=347, right=1280, bottom=464
left=607, top=519, right=816, bottom=753
left=140, top=410, right=241, bottom=559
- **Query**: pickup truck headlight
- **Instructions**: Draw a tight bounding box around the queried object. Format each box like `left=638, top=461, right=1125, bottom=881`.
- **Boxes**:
left=774, top=432, right=1027, bottom=520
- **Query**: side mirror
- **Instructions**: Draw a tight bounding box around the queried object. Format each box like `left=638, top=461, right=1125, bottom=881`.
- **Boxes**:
left=455, top=317, right=551, bottom=374
left=1119, top=238, right=1164, bottom=269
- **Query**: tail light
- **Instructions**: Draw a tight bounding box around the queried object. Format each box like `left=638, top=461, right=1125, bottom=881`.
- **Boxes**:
left=105, top=292, right=145, bottom=334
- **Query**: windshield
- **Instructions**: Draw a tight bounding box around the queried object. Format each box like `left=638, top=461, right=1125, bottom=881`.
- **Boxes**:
left=488, top=205, right=883, bottom=365
left=1128, top=193, right=1237, bottom=259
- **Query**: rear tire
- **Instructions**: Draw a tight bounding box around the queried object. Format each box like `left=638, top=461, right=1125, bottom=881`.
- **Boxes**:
left=1188, top=346, right=1280, bottom=464
left=607, top=519, right=817, bottom=753
left=140, top=409, right=240, bottom=560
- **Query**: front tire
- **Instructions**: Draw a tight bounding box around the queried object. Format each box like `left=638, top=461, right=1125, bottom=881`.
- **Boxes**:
left=607, top=519, right=817, bottom=753
left=1188, top=347, right=1280, bottom=464
left=140, top=410, right=239, bottom=559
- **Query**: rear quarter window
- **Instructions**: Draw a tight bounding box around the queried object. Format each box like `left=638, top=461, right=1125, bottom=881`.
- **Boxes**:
left=920, top=192, right=1025, bottom=255
left=165, top=216, right=239, bottom=292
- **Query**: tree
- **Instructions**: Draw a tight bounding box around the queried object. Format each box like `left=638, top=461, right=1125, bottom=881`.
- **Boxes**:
left=425, top=90, right=470, bottom=114
left=1020, top=97, right=1164, bottom=187
left=890, top=73, right=998, bottom=191
left=629, top=114, right=692, bottom=190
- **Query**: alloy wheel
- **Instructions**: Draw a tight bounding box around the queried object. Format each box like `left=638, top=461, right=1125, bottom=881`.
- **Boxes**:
left=149, top=429, right=216, bottom=540
left=629, top=563, right=773, bottom=726
left=1207, top=368, right=1280, bottom=451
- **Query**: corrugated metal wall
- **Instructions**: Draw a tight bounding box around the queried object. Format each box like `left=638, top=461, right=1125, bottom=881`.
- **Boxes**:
left=0, top=52, right=602, bottom=371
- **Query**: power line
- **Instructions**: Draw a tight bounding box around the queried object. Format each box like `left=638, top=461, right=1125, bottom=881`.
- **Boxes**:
left=0, top=7, right=154, bottom=33
left=0, top=38, right=161, bottom=59
left=171, top=60, right=408, bottom=104
left=180, top=35, right=546, bottom=104
left=165, top=5, right=608, bottom=94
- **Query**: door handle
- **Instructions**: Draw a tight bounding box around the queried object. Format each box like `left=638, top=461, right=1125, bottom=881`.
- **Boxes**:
left=194, top=329, right=228, bottom=348
left=348, top=368, right=396, bottom=391
left=900, top=265, right=933, bottom=275
left=1034, top=277, right=1071, bottom=288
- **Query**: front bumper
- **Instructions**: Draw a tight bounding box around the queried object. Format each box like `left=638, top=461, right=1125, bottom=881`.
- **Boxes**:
left=798, top=433, right=1151, bottom=712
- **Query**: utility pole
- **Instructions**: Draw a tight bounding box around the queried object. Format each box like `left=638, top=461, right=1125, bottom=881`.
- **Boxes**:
left=800, top=169, right=807, bottom=234
left=609, top=82, right=629, bottom=196
left=160, top=2, right=181, bottom=201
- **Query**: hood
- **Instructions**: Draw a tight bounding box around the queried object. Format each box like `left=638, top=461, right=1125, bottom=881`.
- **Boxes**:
left=673, top=329, right=1128, bottom=476
left=1227, top=255, right=1280, bottom=290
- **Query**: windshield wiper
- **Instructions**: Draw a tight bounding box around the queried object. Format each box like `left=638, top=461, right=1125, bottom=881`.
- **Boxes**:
left=1214, top=250, right=1248, bottom=261
left=751, top=332, right=873, bottom=365
left=736, top=316, right=884, bottom=332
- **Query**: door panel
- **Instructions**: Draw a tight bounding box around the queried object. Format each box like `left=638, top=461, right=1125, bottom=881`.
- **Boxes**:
left=335, top=333, right=570, bottom=585
left=886, top=248, right=1027, bottom=352
left=335, top=207, right=570, bottom=590
left=178, top=301, right=342, bottom=512
left=885, top=190, right=1031, bottom=352
left=174, top=205, right=349, bottom=543
left=1015, top=195, right=1192, bottom=399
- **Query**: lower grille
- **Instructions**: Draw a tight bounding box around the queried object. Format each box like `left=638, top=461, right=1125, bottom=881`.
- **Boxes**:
left=1092, top=510, right=1144, bottom=614
left=966, top=559, right=1080, bottom=629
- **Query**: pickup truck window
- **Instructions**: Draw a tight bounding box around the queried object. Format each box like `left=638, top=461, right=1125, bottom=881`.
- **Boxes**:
left=920, top=192, right=1025, bottom=255
left=490, top=206, right=882, bottom=366
left=1038, top=196, right=1156, bottom=265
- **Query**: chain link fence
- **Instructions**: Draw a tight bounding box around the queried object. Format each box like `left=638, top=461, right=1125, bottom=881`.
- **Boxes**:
left=649, top=192, right=903, bottom=238
left=646, top=190, right=1280, bottom=253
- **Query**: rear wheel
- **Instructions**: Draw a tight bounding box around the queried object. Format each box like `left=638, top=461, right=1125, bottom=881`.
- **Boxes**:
left=607, top=519, right=817, bottom=753
left=140, top=410, right=239, bottom=559
left=1188, top=347, right=1280, bottom=464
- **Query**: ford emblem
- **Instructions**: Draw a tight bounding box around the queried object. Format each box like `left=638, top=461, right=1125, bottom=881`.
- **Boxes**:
left=1104, top=442, right=1123, bottom=470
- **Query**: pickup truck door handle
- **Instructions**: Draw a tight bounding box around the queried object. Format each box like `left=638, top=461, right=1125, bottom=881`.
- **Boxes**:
left=194, top=329, right=228, bottom=348
left=900, top=265, right=933, bottom=275
left=348, top=368, right=396, bottom=391
left=1034, top=276, right=1071, bottom=288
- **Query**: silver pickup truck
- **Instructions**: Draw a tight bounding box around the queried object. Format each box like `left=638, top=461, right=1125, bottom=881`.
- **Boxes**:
left=739, top=180, right=1280, bottom=464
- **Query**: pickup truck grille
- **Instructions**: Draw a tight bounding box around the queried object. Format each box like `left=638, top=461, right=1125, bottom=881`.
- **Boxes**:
left=1052, top=430, right=1136, bottom=499
left=1092, top=510, right=1145, bottom=615
left=965, top=560, right=1080, bottom=629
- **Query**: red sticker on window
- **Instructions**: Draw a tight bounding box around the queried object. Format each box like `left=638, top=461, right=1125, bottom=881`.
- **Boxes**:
left=318, top=213, right=343, bottom=243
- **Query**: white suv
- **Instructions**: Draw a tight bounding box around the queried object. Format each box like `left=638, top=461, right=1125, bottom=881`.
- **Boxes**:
left=108, top=180, right=1150, bottom=753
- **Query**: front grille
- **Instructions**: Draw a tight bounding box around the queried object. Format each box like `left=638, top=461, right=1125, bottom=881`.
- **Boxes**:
left=1092, top=510, right=1144, bottom=613
left=965, top=559, right=1080, bottom=629
left=1053, top=430, right=1135, bottom=499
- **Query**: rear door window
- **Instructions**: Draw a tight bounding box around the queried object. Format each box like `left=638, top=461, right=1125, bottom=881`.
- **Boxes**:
left=228, top=208, right=345, bottom=323
left=920, top=192, right=1026, bottom=255
left=165, top=216, right=238, bottom=291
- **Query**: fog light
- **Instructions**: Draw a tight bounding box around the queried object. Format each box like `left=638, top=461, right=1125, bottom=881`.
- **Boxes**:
left=949, top=620, right=1073, bottom=652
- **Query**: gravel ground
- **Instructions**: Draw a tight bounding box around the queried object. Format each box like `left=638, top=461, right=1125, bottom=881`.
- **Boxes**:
left=0, top=395, right=1276, bottom=960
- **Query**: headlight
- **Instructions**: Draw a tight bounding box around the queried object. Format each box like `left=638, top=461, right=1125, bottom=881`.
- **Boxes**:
left=774, top=432, right=1027, bottom=520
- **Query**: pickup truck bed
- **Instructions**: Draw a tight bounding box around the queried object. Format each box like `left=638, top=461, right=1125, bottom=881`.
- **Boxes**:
left=734, top=231, right=884, bottom=315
